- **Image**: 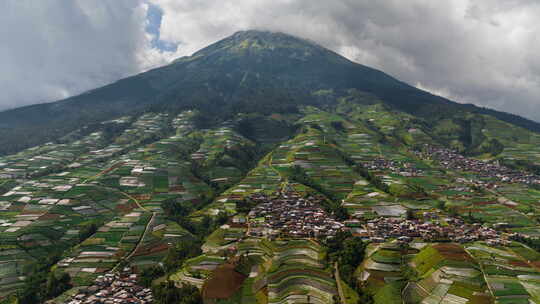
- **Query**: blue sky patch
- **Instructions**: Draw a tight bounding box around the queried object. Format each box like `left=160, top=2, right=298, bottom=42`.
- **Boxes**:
left=145, top=3, right=178, bottom=52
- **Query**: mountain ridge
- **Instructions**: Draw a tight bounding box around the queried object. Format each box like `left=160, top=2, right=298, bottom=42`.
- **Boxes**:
left=0, top=30, right=539, bottom=155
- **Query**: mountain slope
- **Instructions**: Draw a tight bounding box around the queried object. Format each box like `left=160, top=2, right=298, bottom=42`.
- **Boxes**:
left=0, top=30, right=539, bottom=155
left=4, top=93, right=540, bottom=301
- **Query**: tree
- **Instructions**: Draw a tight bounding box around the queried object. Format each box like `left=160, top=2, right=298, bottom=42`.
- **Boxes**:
left=236, top=199, right=256, bottom=214
left=78, top=221, right=99, bottom=242
left=139, top=266, right=165, bottom=287
left=153, top=281, right=202, bottom=304
left=436, top=200, right=446, bottom=210
left=331, top=121, right=346, bottom=132
left=16, top=249, right=65, bottom=303
left=334, top=206, right=349, bottom=221
left=45, top=272, right=72, bottom=298
left=326, top=232, right=366, bottom=287
left=447, top=206, right=459, bottom=217
left=235, top=119, right=256, bottom=140
left=163, top=239, right=202, bottom=272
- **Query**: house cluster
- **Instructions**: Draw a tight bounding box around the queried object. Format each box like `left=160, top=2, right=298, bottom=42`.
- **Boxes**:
left=361, top=157, right=422, bottom=177
left=416, top=145, right=540, bottom=185
left=247, top=190, right=344, bottom=238
left=63, top=268, right=153, bottom=304
left=364, top=217, right=506, bottom=245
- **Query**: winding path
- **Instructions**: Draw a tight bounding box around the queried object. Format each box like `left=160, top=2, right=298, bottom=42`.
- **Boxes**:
left=334, top=262, right=346, bottom=304
left=267, top=151, right=289, bottom=192
left=81, top=161, right=125, bottom=184
left=111, top=191, right=155, bottom=271
left=112, top=211, right=156, bottom=272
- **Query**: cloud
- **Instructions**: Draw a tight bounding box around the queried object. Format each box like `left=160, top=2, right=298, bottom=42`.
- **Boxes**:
left=0, top=0, right=168, bottom=110
left=1, top=0, right=540, bottom=122
left=150, top=0, right=540, bottom=121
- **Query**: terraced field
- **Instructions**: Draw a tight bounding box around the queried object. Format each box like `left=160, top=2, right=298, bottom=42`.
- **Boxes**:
left=171, top=235, right=339, bottom=304
left=3, top=99, right=540, bottom=304
left=467, top=242, right=540, bottom=303
left=266, top=241, right=337, bottom=304
left=358, top=242, right=413, bottom=304
left=404, top=243, right=492, bottom=304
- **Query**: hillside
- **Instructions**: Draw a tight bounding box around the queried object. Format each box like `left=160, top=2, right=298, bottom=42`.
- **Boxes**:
left=2, top=100, right=540, bottom=303
left=3, top=31, right=540, bottom=304
left=1, top=30, right=539, bottom=155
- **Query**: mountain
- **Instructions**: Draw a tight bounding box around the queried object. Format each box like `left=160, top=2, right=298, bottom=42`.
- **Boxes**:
left=1, top=30, right=539, bottom=155
left=5, top=30, right=540, bottom=304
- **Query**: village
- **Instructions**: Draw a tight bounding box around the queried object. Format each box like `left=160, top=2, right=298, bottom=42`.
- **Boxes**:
left=416, top=145, right=540, bottom=185
left=244, top=188, right=509, bottom=246
left=361, top=157, right=423, bottom=177
left=246, top=190, right=345, bottom=238
left=61, top=268, right=153, bottom=304
left=357, top=216, right=508, bottom=245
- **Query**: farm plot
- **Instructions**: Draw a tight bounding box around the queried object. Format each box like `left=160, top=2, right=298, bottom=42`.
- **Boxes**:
left=201, top=160, right=283, bottom=216
left=278, top=124, right=361, bottom=200
left=0, top=248, right=33, bottom=298
left=357, top=242, right=417, bottom=304
left=195, top=238, right=337, bottom=303
left=169, top=254, right=218, bottom=290
left=170, top=225, right=247, bottom=290
left=334, top=108, right=442, bottom=198
left=481, top=114, right=540, bottom=166
left=404, top=243, right=492, bottom=304
left=266, top=240, right=338, bottom=304
left=0, top=178, right=126, bottom=296
left=202, top=226, right=246, bottom=254
left=191, top=127, right=256, bottom=189
left=471, top=202, right=534, bottom=227
left=341, top=180, right=393, bottom=219
left=494, top=184, right=540, bottom=218
left=100, top=157, right=212, bottom=208
left=345, top=103, right=432, bottom=144
left=467, top=242, right=540, bottom=303
left=0, top=131, right=106, bottom=179
left=169, top=253, right=229, bottom=290
left=129, top=215, right=193, bottom=270
left=56, top=212, right=151, bottom=286
left=171, top=110, right=197, bottom=135
left=442, top=193, right=535, bottom=227
left=113, top=113, right=169, bottom=146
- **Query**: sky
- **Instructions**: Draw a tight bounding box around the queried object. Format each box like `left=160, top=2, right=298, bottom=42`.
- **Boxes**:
left=1, top=0, right=540, bottom=121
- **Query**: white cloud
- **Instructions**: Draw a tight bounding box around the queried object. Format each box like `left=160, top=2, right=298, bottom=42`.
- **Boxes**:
left=0, top=0, right=157, bottom=110
left=150, top=0, right=540, bottom=121
left=1, top=0, right=540, bottom=122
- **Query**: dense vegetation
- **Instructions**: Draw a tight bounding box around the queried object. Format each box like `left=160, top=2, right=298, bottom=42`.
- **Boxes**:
left=153, top=281, right=202, bottom=304
left=326, top=232, right=372, bottom=303
left=15, top=250, right=70, bottom=304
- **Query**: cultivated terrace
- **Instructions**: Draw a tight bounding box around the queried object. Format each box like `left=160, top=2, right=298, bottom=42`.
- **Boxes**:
left=2, top=99, right=540, bottom=304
